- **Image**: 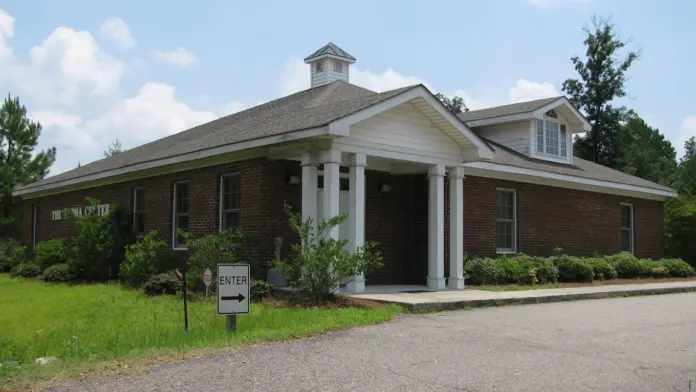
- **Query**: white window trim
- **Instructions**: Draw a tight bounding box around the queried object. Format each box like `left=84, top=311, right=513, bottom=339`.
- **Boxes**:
left=334, top=60, right=342, bottom=73
left=315, top=60, right=323, bottom=73
left=219, top=173, right=240, bottom=233
left=533, top=117, right=571, bottom=162
left=133, top=187, right=145, bottom=238
left=172, top=181, right=190, bottom=250
left=495, top=188, right=517, bottom=254
left=32, top=204, right=39, bottom=247
left=620, top=203, right=635, bottom=254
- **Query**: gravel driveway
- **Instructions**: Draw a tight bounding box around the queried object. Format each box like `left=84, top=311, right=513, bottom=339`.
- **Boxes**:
left=48, top=293, right=696, bottom=392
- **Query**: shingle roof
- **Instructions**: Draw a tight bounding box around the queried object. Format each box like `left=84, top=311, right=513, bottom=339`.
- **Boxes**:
left=457, top=96, right=561, bottom=122
left=304, top=42, right=356, bottom=62
left=485, top=140, right=675, bottom=193
left=17, top=81, right=414, bottom=192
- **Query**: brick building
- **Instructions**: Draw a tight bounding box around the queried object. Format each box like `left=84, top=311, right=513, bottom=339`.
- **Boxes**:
left=14, top=43, right=677, bottom=292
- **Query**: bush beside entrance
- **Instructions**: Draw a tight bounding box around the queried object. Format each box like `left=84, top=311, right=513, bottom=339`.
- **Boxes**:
left=464, top=252, right=694, bottom=286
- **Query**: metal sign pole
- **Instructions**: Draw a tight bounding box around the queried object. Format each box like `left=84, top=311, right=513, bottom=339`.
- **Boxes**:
left=182, top=268, right=189, bottom=333
left=226, top=315, right=236, bottom=333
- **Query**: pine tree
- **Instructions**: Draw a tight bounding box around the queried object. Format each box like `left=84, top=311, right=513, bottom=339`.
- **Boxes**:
left=562, top=16, right=640, bottom=168
left=0, top=94, right=56, bottom=235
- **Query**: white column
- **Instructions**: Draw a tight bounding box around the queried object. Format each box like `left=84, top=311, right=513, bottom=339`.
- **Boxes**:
left=321, top=149, right=341, bottom=240
left=301, top=153, right=318, bottom=237
left=448, top=167, right=465, bottom=289
left=346, top=153, right=366, bottom=293
left=427, top=164, right=446, bottom=290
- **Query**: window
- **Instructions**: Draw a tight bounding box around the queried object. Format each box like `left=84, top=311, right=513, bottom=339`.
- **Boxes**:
left=220, top=175, right=240, bottom=231
left=173, top=182, right=190, bottom=249
left=133, top=188, right=146, bottom=237
left=620, top=204, right=634, bottom=253
left=536, top=117, right=569, bottom=158
left=334, top=60, right=342, bottom=73
left=496, top=189, right=516, bottom=253
left=32, top=205, right=40, bottom=247
left=317, top=175, right=349, bottom=191
left=315, top=60, right=323, bottom=73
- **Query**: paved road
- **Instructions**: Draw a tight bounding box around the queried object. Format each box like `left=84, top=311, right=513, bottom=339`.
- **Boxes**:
left=50, top=294, right=696, bottom=392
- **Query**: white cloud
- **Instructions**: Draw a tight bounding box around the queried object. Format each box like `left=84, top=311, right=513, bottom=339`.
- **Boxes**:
left=508, top=79, right=559, bottom=103
left=678, top=115, right=696, bottom=159
left=152, top=47, right=197, bottom=67
left=37, top=83, right=218, bottom=173
left=0, top=8, right=14, bottom=61
left=99, top=17, right=136, bottom=50
left=525, top=0, right=594, bottom=8
left=14, top=26, right=124, bottom=106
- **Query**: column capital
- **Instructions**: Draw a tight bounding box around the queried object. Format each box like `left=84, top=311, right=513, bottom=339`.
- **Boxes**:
left=448, top=166, right=465, bottom=179
left=300, top=152, right=318, bottom=167
left=320, top=149, right=342, bottom=164
left=348, top=152, right=367, bottom=167
left=427, top=164, right=446, bottom=178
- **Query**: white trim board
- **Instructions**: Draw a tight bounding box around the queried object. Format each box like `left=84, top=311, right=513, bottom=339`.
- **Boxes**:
left=463, top=161, right=678, bottom=200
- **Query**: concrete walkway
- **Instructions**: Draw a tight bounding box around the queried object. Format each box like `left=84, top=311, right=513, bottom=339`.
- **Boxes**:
left=349, top=281, right=696, bottom=311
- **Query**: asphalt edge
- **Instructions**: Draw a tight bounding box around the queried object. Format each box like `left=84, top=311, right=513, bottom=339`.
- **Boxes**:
left=376, top=285, right=696, bottom=313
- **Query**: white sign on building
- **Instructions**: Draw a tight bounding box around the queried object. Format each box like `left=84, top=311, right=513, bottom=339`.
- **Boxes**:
left=51, top=204, right=111, bottom=221
left=217, top=264, right=250, bottom=315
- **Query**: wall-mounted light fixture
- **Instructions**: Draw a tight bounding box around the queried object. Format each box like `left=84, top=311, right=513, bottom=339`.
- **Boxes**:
left=378, top=182, right=392, bottom=193
left=287, top=175, right=301, bottom=185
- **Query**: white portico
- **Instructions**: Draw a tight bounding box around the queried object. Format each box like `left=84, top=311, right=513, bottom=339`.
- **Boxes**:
left=295, top=44, right=494, bottom=292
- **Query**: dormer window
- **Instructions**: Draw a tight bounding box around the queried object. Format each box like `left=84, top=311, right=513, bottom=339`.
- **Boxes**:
left=536, top=118, right=568, bottom=158
left=315, top=61, right=323, bottom=73
left=334, top=61, right=343, bottom=73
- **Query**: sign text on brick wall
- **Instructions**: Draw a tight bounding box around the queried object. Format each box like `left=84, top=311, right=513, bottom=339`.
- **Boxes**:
left=51, top=204, right=111, bottom=221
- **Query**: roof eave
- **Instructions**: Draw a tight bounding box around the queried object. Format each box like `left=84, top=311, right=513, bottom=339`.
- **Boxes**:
left=304, top=53, right=356, bottom=64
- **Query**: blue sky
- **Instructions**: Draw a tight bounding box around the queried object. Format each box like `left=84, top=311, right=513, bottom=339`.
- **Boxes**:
left=0, top=0, right=694, bottom=174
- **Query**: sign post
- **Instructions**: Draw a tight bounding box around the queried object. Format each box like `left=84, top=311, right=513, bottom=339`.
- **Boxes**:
left=203, top=268, right=213, bottom=298
left=217, top=264, right=250, bottom=333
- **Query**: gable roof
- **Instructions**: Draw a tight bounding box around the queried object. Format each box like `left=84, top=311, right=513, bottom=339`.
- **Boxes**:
left=481, top=140, right=675, bottom=194
left=304, top=42, right=356, bottom=62
left=457, top=96, right=561, bottom=122
left=16, top=81, right=416, bottom=194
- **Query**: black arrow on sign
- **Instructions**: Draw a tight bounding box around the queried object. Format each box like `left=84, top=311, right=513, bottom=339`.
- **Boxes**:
left=221, top=293, right=246, bottom=302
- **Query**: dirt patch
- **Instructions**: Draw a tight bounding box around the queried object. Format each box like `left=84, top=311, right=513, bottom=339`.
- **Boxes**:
left=263, top=289, right=385, bottom=309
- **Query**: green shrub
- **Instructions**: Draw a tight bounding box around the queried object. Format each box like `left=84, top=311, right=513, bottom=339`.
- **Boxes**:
left=33, top=238, right=67, bottom=270
left=553, top=255, right=594, bottom=283
left=0, top=240, right=27, bottom=273
left=513, top=254, right=558, bottom=284
left=585, top=258, right=618, bottom=280
left=275, top=206, right=383, bottom=300
left=65, top=198, right=135, bottom=280
left=120, top=230, right=167, bottom=287
left=43, top=263, right=76, bottom=283
left=142, top=271, right=182, bottom=296
left=9, top=262, right=41, bottom=278
left=660, top=258, right=695, bottom=277
left=251, top=280, right=272, bottom=301
left=495, top=255, right=525, bottom=284
left=606, top=252, right=646, bottom=278
left=464, top=258, right=498, bottom=285
left=664, top=194, right=696, bottom=268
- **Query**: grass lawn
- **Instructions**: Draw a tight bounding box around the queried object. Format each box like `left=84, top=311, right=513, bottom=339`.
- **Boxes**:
left=472, top=277, right=696, bottom=292
left=0, top=275, right=399, bottom=389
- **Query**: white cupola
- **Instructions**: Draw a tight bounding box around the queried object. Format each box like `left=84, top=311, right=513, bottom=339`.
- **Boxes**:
left=304, top=42, right=356, bottom=88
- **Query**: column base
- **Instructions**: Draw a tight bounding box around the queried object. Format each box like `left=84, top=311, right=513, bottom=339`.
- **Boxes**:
left=448, top=277, right=465, bottom=290
left=427, top=277, right=446, bottom=290
left=345, top=278, right=366, bottom=293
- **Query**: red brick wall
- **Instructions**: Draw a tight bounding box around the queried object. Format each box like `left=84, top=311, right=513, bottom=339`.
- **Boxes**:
left=23, top=162, right=666, bottom=284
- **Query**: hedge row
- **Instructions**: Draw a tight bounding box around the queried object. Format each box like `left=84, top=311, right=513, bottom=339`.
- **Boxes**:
left=464, top=252, right=695, bottom=285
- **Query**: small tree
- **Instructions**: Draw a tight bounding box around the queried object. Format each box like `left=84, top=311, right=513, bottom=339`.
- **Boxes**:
left=121, top=230, right=167, bottom=287
left=435, top=93, right=469, bottom=114
left=103, top=139, right=123, bottom=157
left=664, top=193, right=696, bottom=268
left=274, top=206, right=383, bottom=300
